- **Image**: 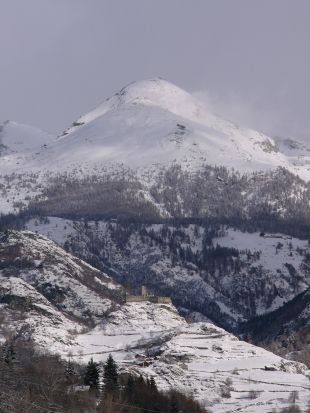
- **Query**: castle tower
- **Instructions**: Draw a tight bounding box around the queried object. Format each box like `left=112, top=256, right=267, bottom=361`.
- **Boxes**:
left=141, top=286, right=149, bottom=297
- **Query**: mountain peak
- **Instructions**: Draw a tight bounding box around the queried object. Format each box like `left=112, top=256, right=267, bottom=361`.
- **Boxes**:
left=61, top=78, right=200, bottom=137
left=116, top=78, right=191, bottom=105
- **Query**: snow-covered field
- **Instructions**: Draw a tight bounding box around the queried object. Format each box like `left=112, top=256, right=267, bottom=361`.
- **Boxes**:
left=215, top=228, right=308, bottom=273
left=27, top=216, right=77, bottom=244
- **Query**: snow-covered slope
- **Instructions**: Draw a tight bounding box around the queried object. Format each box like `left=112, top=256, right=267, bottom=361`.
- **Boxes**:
left=0, top=121, right=54, bottom=214
left=68, top=304, right=310, bottom=413
left=0, top=230, right=123, bottom=324
left=1, top=79, right=310, bottom=180
left=0, top=229, right=123, bottom=352
left=0, top=120, right=53, bottom=155
left=26, top=218, right=310, bottom=329
left=0, top=275, right=80, bottom=353
left=0, top=229, right=309, bottom=412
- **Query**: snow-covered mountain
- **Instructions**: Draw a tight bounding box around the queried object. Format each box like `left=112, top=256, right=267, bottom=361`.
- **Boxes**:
left=0, top=78, right=309, bottom=220
left=1, top=78, right=310, bottom=179
left=0, top=230, right=309, bottom=413
left=46, top=79, right=310, bottom=179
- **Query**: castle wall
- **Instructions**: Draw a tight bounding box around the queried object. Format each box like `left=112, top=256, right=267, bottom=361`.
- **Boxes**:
left=157, top=297, right=172, bottom=304
left=125, top=295, right=150, bottom=303
left=125, top=295, right=172, bottom=304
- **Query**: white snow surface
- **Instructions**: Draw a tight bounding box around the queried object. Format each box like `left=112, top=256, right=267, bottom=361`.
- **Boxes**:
left=0, top=120, right=53, bottom=155
left=214, top=228, right=308, bottom=274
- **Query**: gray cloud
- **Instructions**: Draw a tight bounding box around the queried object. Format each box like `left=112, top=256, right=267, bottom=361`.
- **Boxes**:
left=0, top=0, right=309, bottom=140
left=196, top=86, right=310, bottom=142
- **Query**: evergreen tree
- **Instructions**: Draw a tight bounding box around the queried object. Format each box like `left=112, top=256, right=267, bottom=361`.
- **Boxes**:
left=84, top=357, right=100, bottom=389
left=137, top=374, right=144, bottom=385
left=103, top=354, right=118, bottom=394
left=125, top=374, right=135, bottom=401
left=65, top=358, right=75, bottom=384
left=170, top=390, right=182, bottom=413
left=2, top=340, right=16, bottom=365
left=149, top=376, right=157, bottom=392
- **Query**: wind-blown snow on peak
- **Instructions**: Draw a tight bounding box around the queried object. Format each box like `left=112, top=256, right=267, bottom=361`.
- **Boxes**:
left=113, top=78, right=202, bottom=119
left=62, top=78, right=201, bottom=136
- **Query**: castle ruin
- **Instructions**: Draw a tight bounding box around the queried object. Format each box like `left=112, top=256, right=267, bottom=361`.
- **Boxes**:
left=125, top=286, right=172, bottom=304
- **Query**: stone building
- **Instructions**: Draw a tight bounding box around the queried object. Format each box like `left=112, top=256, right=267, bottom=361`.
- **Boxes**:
left=125, top=286, right=171, bottom=304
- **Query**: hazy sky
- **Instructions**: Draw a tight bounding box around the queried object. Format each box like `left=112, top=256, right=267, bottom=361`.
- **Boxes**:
left=1, top=0, right=309, bottom=140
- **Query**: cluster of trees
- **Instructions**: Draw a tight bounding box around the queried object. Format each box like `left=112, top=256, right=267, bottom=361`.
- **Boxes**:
left=148, top=165, right=310, bottom=231
left=4, top=162, right=307, bottom=239
left=85, top=354, right=207, bottom=413
left=27, top=174, right=160, bottom=220
left=65, top=218, right=305, bottom=329
left=2, top=163, right=310, bottom=241
left=0, top=340, right=208, bottom=413
left=241, top=288, right=310, bottom=367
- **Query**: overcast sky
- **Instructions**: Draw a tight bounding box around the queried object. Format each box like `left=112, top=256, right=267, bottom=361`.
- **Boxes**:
left=1, top=0, right=309, bottom=140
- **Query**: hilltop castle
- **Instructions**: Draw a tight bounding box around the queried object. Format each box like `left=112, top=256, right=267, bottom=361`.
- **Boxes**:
left=125, top=286, right=172, bottom=304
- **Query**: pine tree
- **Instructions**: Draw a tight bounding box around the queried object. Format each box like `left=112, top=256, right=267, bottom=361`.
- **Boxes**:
left=137, top=374, right=144, bottom=385
left=103, top=354, right=118, bottom=394
left=170, top=390, right=179, bottom=413
left=65, top=359, right=75, bottom=384
left=84, top=358, right=100, bottom=389
left=2, top=340, right=16, bottom=365
left=125, top=374, right=135, bottom=401
left=149, top=376, right=157, bottom=392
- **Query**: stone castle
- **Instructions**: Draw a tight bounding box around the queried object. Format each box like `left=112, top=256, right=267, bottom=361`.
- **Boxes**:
left=125, top=286, right=172, bottom=304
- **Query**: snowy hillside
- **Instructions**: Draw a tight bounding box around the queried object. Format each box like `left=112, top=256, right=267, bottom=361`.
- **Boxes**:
left=58, top=304, right=310, bottom=413
left=0, top=229, right=123, bottom=353
left=0, top=120, right=53, bottom=156
left=0, top=230, right=122, bottom=324
left=26, top=218, right=310, bottom=329
left=0, top=229, right=309, bottom=412
left=0, top=275, right=81, bottom=353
